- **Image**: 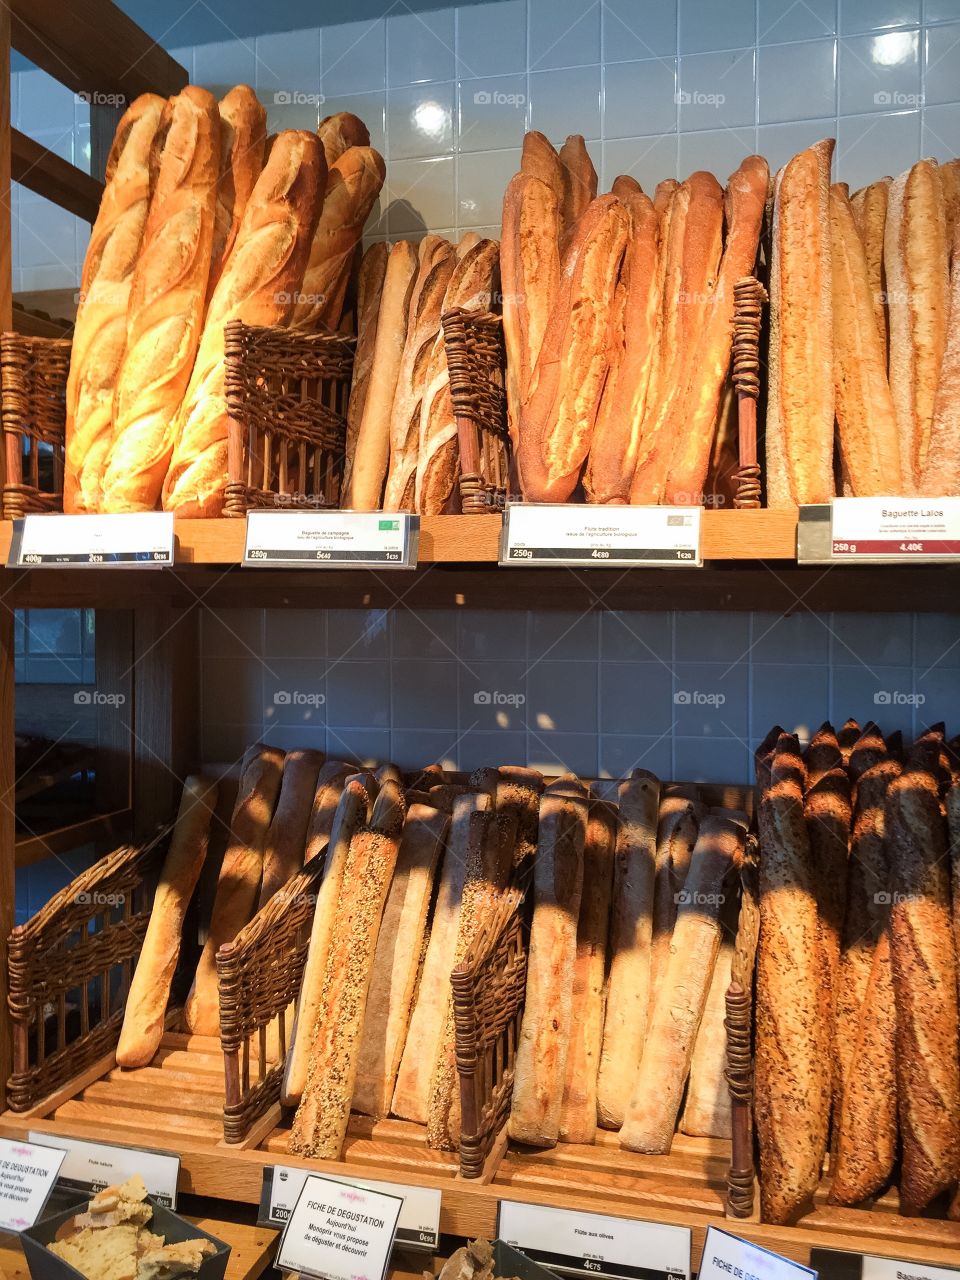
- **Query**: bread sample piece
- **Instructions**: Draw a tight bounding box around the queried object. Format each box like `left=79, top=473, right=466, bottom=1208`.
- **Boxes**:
left=344, top=240, right=419, bottom=509
left=919, top=221, right=960, bottom=495
left=64, top=94, right=166, bottom=514
left=509, top=784, right=588, bottom=1146
left=766, top=139, right=835, bottom=507
left=850, top=176, right=891, bottom=356
left=118, top=775, right=218, bottom=1068
left=519, top=194, right=630, bottom=503
left=303, top=760, right=354, bottom=864
left=137, top=1239, right=217, bottom=1279
left=257, top=749, right=324, bottom=908
left=885, top=743, right=960, bottom=1215
left=343, top=243, right=390, bottom=496
left=291, top=145, right=385, bottom=331
left=283, top=776, right=371, bottom=1105
left=830, top=186, right=902, bottom=496
left=680, top=928, right=735, bottom=1138
left=597, top=769, right=659, bottom=1130
left=208, top=84, right=267, bottom=294
left=318, top=112, right=370, bottom=168
left=185, top=743, right=284, bottom=1035
left=559, top=800, right=615, bottom=1144
left=162, top=130, right=326, bottom=516
left=755, top=733, right=831, bottom=1224
left=620, top=813, right=742, bottom=1153
left=289, top=823, right=401, bottom=1158
left=886, top=160, right=949, bottom=491
left=353, top=801, right=450, bottom=1118
left=558, top=134, right=598, bottom=254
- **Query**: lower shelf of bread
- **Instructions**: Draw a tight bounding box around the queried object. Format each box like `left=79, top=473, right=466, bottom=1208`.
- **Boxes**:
left=4, top=1031, right=960, bottom=1271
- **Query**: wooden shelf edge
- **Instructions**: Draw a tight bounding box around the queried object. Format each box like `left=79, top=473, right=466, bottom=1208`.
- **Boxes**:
left=11, top=129, right=103, bottom=221
left=15, top=807, right=132, bottom=866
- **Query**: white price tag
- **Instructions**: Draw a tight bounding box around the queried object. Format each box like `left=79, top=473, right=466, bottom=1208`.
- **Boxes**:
left=500, top=503, right=701, bottom=567
left=700, top=1227, right=816, bottom=1280
left=276, top=1173, right=402, bottom=1280
left=29, top=1132, right=180, bottom=1209
left=260, top=1165, right=439, bottom=1251
left=243, top=511, right=418, bottom=567
left=0, top=1137, right=66, bottom=1232
left=497, top=1200, right=691, bottom=1280
left=830, top=497, right=960, bottom=561
left=811, top=1248, right=959, bottom=1280
left=10, top=513, right=175, bottom=568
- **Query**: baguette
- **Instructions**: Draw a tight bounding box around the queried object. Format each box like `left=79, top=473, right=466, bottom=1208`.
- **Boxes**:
left=885, top=743, right=960, bottom=1214
left=838, top=717, right=862, bottom=765
left=303, top=761, right=354, bottom=863
left=558, top=800, right=616, bottom=1144
left=804, top=721, right=841, bottom=785
left=557, top=135, right=598, bottom=254
left=352, top=801, right=450, bottom=1118
left=918, top=217, right=960, bottom=495
left=766, top=139, right=835, bottom=507
left=208, top=85, right=266, bottom=295
left=518, top=194, right=629, bottom=502
left=509, top=785, right=588, bottom=1146
left=343, top=240, right=418, bottom=509
left=848, top=721, right=885, bottom=781
left=291, top=145, right=385, bottom=331
left=850, top=176, right=891, bottom=357
left=620, top=813, right=742, bottom=1153
left=830, top=186, right=902, bottom=496
left=679, top=928, right=735, bottom=1138
left=282, top=776, right=371, bottom=1105
left=948, top=757, right=960, bottom=977
left=162, top=130, right=326, bottom=515
left=117, top=775, right=218, bottom=1068
left=653, top=178, right=679, bottom=225
left=289, top=823, right=401, bottom=1158
left=343, top=243, right=390, bottom=496
left=318, top=112, right=370, bottom=168
left=886, top=160, right=949, bottom=491
left=101, top=87, right=220, bottom=513
left=184, top=744, right=284, bottom=1035
left=520, top=131, right=564, bottom=204
left=497, top=765, right=544, bottom=870
left=649, top=793, right=699, bottom=1032
left=596, top=769, right=659, bottom=1129
left=755, top=733, right=831, bottom=1224
left=257, top=749, right=323, bottom=908
left=64, top=94, right=166, bottom=514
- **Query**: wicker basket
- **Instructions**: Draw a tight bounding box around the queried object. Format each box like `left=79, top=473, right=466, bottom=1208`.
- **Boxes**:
left=222, top=319, right=355, bottom=517
left=441, top=307, right=510, bottom=513
left=0, top=332, right=70, bottom=520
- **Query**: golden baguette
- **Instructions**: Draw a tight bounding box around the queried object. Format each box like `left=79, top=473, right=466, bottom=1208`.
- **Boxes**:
left=679, top=929, right=735, bottom=1138
left=850, top=176, right=891, bottom=357
left=208, top=85, right=266, bottom=297
left=653, top=178, right=679, bottom=225
left=557, top=134, right=598, bottom=254
left=318, top=111, right=370, bottom=168
left=520, top=131, right=564, bottom=206
left=648, top=793, right=699, bottom=1032
left=343, top=243, right=389, bottom=497
left=918, top=229, right=960, bottom=495
left=64, top=94, right=166, bottom=514
left=257, top=748, right=323, bottom=908
left=302, top=760, right=354, bottom=863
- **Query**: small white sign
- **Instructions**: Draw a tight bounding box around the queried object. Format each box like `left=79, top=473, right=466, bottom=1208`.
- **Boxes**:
left=276, top=1173, right=403, bottom=1280
left=28, top=1132, right=180, bottom=1209
left=700, top=1227, right=816, bottom=1280
left=830, top=497, right=960, bottom=561
left=500, top=503, right=701, bottom=567
left=11, top=513, right=175, bottom=568
left=861, top=1258, right=959, bottom=1280
left=497, top=1200, right=691, bottom=1280
left=243, top=511, right=418, bottom=567
left=261, top=1165, right=440, bottom=1251
left=0, top=1137, right=66, bottom=1232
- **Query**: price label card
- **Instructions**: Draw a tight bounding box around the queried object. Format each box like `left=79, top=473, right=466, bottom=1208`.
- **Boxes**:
left=0, top=1137, right=66, bottom=1232
left=10, top=513, right=175, bottom=568
left=243, top=511, right=418, bottom=568
left=497, top=1200, right=691, bottom=1280
left=29, top=1132, right=180, bottom=1209
left=700, top=1227, right=816, bottom=1280
left=500, top=503, right=701, bottom=567
left=811, top=1249, right=959, bottom=1280
left=259, top=1166, right=439, bottom=1252
left=830, top=497, right=960, bottom=561
left=276, top=1173, right=402, bottom=1280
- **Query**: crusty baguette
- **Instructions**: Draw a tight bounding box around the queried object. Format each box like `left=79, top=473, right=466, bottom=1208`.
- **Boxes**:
left=850, top=176, right=891, bottom=357
left=518, top=194, right=629, bottom=502
left=282, top=776, right=371, bottom=1105
left=520, top=131, right=564, bottom=205
left=837, top=717, right=862, bottom=766
left=208, top=85, right=266, bottom=296
left=352, top=801, right=450, bottom=1118
left=291, top=145, right=385, bottom=331
left=948, top=757, right=960, bottom=975
left=289, top=823, right=401, bottom=1158
left=620, top=813, right=742, bottom=1153
left=804, top=721, right=841, bottom=785
left=64, top=94, right=166, bottom=514
left=679, top=928, right=735, bottom=1138
left=257, top=749, right=323, bottom=908
left=596, top=769, right=659, bottom=1129
left=117, top=775, right=217, bottom=1068
left=848, top=720, right=885, bottom=781
left=918, top=219, right=960, bottom=495
left=318, top=112, right=370, bottom=168
left=184, top=744, right=284, bottom=1035
left=344, top=240, right=418, bottom=509
left=302, top=760, right=354, bottom=863
left=101, top=87, right=220, bottom=512
left=558, top=800, right=615, bottom=1144
left=343, top=243, right=389, bottom=496
left=557, top=135, right=598, bottom=254
left=886, top=160, right=949, bottom=492
left=509, top=784, right=588, bottom=1146
left=649, top=793, right=699, bottom=1032
left=162, top=130, right=326, bottom=516
left=885, top=742, right=960, bottom=1215
left=497, top=765, right=544, bottom=871
left=653, top=178, right=679, bottom=225
left=755, top=733, right=831, bottom=1224
left=765, top=139, right=835, bottom=507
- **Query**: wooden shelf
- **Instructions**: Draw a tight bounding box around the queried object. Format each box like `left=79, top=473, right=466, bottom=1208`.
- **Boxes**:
left=11, top=129, right=104, bottom=221
left=14, top=807, right=132, bottom=867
